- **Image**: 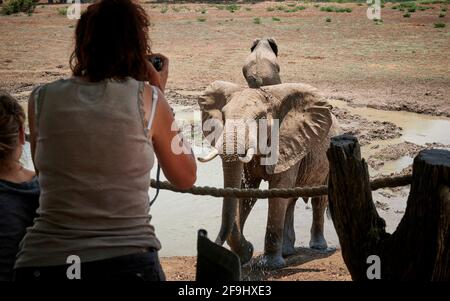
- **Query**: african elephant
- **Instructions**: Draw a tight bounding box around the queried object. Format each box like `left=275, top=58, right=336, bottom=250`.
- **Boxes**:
left=198, top=81, right=340, bottom=269
left=243, top=38, right=281, bottom=88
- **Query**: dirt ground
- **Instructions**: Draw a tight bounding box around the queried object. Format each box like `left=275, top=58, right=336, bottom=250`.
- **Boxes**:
left=1, top=0, right=450, bottom=281
left=161, top=248, right=350, bottom=281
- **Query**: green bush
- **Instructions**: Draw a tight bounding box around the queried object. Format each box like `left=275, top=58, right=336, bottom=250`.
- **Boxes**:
left=197, top=17, right=206, bottom=22
left=434, top=22, right=446, bottom=27
left=253, top=17, right=261, bottom=24
left=272, top=17, right=281, bottom=21
left=225, top=4, right=240, bottom=13
left=326, top=17, right=331, bottom=22
left=403, top=13, right=411, bottom=17
left=1, top=0, right=36, bottom=15
left=57, top=6, right=68, bottom=16
left=439, top=13, right=446, bottom=17
left=320, top=6, right=352, bottom=13
left=284, top=5, right=306, bottom=13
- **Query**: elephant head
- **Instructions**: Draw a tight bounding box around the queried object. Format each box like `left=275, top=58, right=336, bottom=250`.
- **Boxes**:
left=243, top=37, right=281, bottom=88
left=198, top=81, right=333, bottom=246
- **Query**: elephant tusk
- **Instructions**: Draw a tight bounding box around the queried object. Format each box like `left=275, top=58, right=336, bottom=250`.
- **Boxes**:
left=239, top=147, right=255, bottom=163
left=197, top=147, right=219, bottom=163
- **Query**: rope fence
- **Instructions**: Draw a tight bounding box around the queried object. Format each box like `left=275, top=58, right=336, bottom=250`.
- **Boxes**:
left=150, top=174, right=412, bottom=199
left=25, top=134, right=412, bottom=199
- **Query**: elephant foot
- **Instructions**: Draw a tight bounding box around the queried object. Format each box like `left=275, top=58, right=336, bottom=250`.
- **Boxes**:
left=236, top=240, right=254, bottom=265
left=282, top=244, right=296, bottom=257
left=309, top=235, right=328, bottom=250
left=256, top=254, right=286, bottom=270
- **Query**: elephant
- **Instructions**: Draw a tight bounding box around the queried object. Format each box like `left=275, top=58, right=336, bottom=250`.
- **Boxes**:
left=242, top=38, right=281, bottom=88
left=197, top=81, right=340, bottom=269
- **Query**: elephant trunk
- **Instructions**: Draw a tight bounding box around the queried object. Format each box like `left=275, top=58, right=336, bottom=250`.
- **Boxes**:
left=215, top=159, right=243, bottom=246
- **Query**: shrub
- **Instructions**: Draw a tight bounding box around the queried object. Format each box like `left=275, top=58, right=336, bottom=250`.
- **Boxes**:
left=225, top=4, right=240, bottom=13
left=403, top=13, right=411, bottom=17
left=197, top=17, right=206, bottom=22
left=439, top=13, right=446, bottom=17
left=1, top=0, right=36, bottom=15
left=57, top=6, right=68, bottom=16
left=253, top=17, right=261, bottom=24
left=160, top=6, right=168, bottom=14
left=434, top=22, right=446, bottom=27
left=266, top=6, right=275, bottom=12
left=326, top=17, right=331, bottom=22
left=272, top=17, right=281, bottom=21
left=408, top=7, right=416, bottom=12
left=284, top=5, right=306, bottom=13
left=320, top=6, right=352, bottom=13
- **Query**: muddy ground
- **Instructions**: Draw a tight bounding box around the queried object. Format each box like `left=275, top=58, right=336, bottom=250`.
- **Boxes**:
left=1, top=0, right=450, bottom=281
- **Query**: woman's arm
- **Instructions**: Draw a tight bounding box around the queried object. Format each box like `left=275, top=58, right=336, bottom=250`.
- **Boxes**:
left=148, top=87, right=197, bottom=190
left=27, top=89, right=39, bottom=175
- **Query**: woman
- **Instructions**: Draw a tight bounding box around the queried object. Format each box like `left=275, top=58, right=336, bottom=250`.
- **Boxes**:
left=14, top=0, right=196, bottom=280
left=0, top=91, right=39, bottom=281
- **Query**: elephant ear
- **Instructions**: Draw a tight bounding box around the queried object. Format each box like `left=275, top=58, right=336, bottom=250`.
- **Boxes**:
left=198, top=81, right=241, bottom=146
left=250, top=38, right=261, bottom=52
left=262, top=83, right=333, bottom=174
left=266, top=37, right=278, bottom=57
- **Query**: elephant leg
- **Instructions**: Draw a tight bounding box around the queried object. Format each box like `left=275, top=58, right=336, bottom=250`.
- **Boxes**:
left=258, top=165, right=299, bottom=269
left=260, top=197, right=290, bottom=269
left=228, top=178, right=261, bottom=265
left=282, top=199, right=297, bottom=257
left=309, top=196, right=328, bottom=250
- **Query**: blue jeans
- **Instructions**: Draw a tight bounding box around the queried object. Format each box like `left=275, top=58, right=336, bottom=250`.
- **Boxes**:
left=13, top=249, right=165, bottom=281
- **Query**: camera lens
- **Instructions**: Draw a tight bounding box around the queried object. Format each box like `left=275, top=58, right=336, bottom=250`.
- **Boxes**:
left=150, top=57, right=163, bottom=72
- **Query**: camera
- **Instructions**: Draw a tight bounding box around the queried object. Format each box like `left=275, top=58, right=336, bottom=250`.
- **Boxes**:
left=149, top=56, right=164, bottom=72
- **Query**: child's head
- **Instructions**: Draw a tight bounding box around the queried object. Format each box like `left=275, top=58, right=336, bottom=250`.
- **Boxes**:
left=0, top=91, right=25, bottom=170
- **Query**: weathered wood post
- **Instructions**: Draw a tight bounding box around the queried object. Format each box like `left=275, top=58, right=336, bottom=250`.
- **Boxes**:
left=327, top=134, right=450, bottom=281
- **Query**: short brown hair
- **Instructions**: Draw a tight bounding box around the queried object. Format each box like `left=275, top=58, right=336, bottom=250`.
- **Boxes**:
left=70, top=0, right=151, bottom=82
left=0, top=91, right=25, bottom=166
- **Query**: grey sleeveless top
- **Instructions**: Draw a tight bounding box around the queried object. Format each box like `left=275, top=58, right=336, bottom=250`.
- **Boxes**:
left=15, top=77, right=161, bottom=268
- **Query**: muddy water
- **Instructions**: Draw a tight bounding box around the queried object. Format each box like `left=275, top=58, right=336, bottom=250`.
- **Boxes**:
left=329, top=99, right=450, bottom=176
left=21, top=98, right=450, bottom=257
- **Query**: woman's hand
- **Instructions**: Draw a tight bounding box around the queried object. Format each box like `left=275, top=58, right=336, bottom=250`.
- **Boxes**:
left=146, top=53, right=169, bottom=92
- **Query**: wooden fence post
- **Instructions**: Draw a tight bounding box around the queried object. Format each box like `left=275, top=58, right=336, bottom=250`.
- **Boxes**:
left=327, top=134, right=450, bottom=281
